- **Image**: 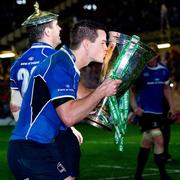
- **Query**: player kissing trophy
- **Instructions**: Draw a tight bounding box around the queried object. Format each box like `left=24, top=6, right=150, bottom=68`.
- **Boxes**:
left=86, top=32, right=156, bottom=151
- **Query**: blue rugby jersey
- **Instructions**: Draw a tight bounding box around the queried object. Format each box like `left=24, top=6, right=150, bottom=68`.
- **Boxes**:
left=10, top=42, right=56, bottom=97
left=136, top=63, right=169, bottom=114
left=10, top=46, right=80, bottom=143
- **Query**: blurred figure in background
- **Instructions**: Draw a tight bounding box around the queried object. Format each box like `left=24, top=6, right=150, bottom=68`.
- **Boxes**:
left=130, top=42, right=175, bottom=180
left=0, top=62, right=10, bottom=118
left=160, top=3, right=170, bottom=31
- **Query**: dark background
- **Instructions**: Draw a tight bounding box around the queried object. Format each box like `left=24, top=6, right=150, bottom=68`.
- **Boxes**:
left=0, top=0, right=179, bottom=44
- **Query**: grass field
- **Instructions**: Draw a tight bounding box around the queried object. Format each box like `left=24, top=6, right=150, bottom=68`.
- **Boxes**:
left=0, top=123, right=180, bottom=180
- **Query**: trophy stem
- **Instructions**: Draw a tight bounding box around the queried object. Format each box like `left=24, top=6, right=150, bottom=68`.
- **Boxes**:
left=95, top=97, right=108, bottom=122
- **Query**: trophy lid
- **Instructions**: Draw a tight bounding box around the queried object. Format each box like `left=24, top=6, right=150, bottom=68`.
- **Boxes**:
left=22, top=2, right=59, bottom=27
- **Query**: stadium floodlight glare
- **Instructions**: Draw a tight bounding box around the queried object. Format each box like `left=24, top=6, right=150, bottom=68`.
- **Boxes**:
left=0, top=51, right=16, bottom=58
left=83, top=4, right=97, bottom=11
left=170, top=83, right=174, bottom=88
left=16, top=0, right=26, bottom=5
left=157, top=43, right=171, bottom=49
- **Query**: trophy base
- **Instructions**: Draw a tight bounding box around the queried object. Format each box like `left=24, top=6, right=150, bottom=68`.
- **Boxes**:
left=85, top=116, right=112, bottom=131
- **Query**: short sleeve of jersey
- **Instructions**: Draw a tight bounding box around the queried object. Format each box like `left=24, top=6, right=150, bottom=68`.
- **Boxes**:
left=10, top=61, right=19, bottom=90
left=45, top=58, right=79, bottom=101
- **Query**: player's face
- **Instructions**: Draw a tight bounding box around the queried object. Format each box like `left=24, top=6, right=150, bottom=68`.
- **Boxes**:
left=88, top=30, right=107, bottom=63
left=50, top=20, right=61, bottom=47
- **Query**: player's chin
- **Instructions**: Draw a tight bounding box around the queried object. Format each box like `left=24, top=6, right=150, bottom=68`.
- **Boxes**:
left=90, top=56, right=103, bottom=63
left=96, top=56, right=104, bottom=63
left=96, top=59, right=103, bottom=64
left=58, top=39, right=62, bottom=44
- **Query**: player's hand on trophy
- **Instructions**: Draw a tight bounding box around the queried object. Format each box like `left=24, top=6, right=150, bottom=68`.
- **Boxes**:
left=96, top=78, right=121, bottom=97
left=108, top=31, right=120, bottom=44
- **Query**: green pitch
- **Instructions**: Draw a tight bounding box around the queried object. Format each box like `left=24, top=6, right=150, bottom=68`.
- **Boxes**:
left=0, top=123, right=180, bottom=179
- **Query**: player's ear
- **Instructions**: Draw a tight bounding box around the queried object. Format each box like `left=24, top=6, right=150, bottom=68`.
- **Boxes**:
left=44, top=26, right=51, bottom=37
left=82, top=39, right=90, bottom=51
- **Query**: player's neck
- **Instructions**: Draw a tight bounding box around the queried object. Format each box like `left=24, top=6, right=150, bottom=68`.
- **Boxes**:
left=72, top=48, right=90, bottom=70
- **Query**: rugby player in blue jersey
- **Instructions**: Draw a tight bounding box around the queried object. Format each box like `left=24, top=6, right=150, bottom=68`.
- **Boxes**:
left=10, top=2, right=61, bottom=122
left=8, top=18, right=121, bottom=179
left=130, top=43, right=175, bottom=180
left=9, top=2, right=83, bottom=179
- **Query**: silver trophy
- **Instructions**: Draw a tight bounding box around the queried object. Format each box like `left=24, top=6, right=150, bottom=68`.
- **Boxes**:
left=86, top=33, right=156, bottom=131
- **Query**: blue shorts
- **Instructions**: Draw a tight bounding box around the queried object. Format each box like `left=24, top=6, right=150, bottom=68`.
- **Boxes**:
left=7, top=140, right=69, bottom=180
left=55, top=128, right=81, bottom=177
